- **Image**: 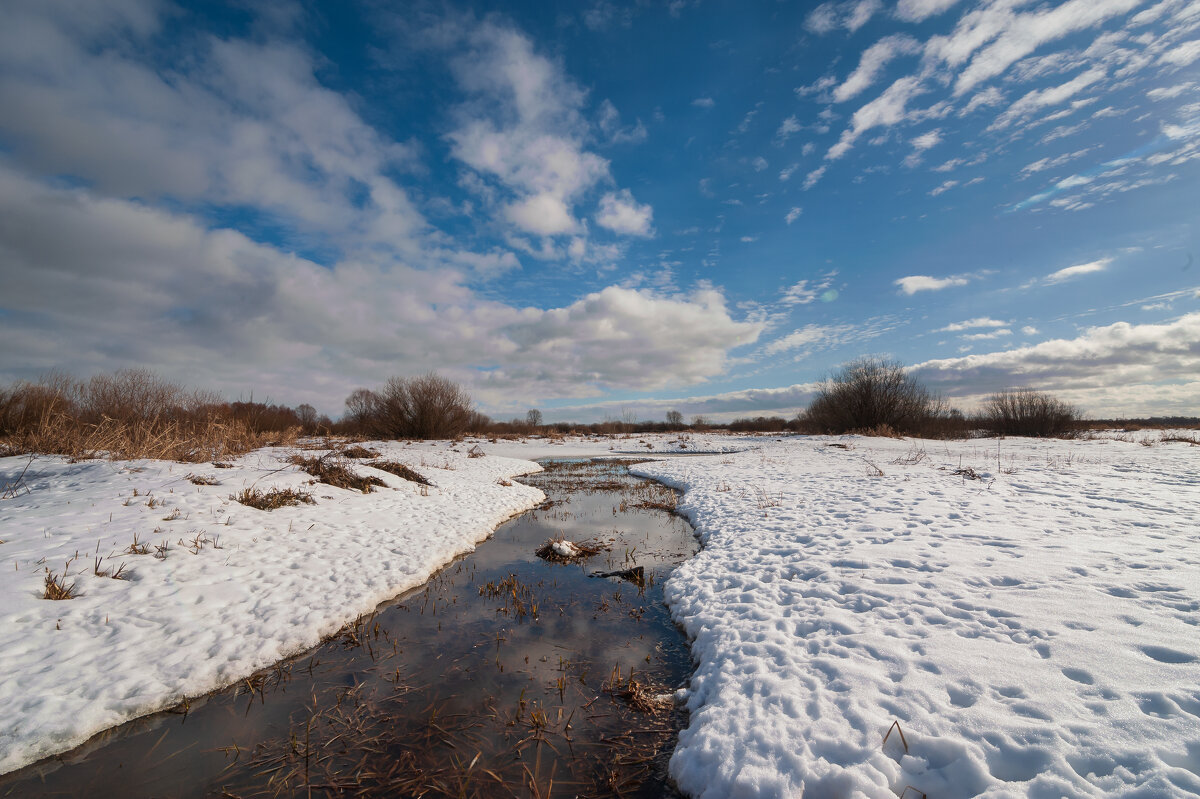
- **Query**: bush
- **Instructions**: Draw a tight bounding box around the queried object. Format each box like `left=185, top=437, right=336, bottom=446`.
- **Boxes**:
left=801, top=357, right=947, bottom=435
left=342, top=373, right=475, bottom=440
left=978, top=388, right=1078, bottom=437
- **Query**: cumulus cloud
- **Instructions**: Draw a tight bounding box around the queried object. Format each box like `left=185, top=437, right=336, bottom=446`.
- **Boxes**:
left=446, top=22, right=625, bottom=240
left=913, top=313, right=1200, bottom=413
left=827, top=76, right=925, bottom=160
left=595, top=189, right=655, bottom=237
left=0, top=165, right=759, bottom=411
left=895, top=274, right=970, bottom=294
left=1045, top=257, right=1111, bottom=283
left=0, top=4, right=425, bottom=254
left=692, top=97, right=716, bottom=108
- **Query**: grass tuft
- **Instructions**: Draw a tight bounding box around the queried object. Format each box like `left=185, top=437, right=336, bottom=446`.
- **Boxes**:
left=233, top=486, right=315, bottom=510
left=339, top=445, right=379, bottom=459
left=290, top=454, right=386, bottom=493
left=368, top=460, right=433, bottom=486
left=44, top=569, right=79, bottom=600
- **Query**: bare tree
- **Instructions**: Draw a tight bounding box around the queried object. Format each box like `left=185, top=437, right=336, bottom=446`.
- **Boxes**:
left=665, top=409, right=684, bottom=428
left=296, top=403, right=317, bottom=432
left=526, top=408, right=543, bottom=428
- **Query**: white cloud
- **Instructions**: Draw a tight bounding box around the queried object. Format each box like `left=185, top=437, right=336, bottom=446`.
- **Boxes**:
left=595, top=189, right=655, bottom=237
left=763, top=320, right=891, bottom=357
left=895, top=274, right=970, bottom=294
left=445, top=22, right=630, bottom=240
left=780, top=280, right=816, bottom=305
left=1021, top=325, right=1039, bottom=335
left=895, top=0, right=961, bottom=23
left=929, top=178, right=959, bottom=195
left=962, top=328, right=1012, bottom=340
left=776, top=115, right=803, bottom=142
left=940, top=317, right=1008, bottom=332
left=1045, top=257, right=1111, bottom=283
left=1160, top=39, right=1200, bottom=66
left=826, top=76, right=925, bottom=160
left=914, top=313, right=1200, bottom=414
left=692, top=96, right=716, bottom=108
left=0, top=165, right=759, bottom=410
left=752, top=156, right=769, bottom=171
left=949, top=0, right=1142, bottom=96
left=989, top=68, right=1107, bottom=129
left=1147, top=83, right=1195, bottom=100
left=785, top=207, right=803, bottom=224
left=803, top=166, right=828, bottom=190
left=806, top=0, right=882, bottom=34
left=833, top=35, right=921, bottom=103
left=780, top=163, right=800, bottom=181
left=910, top=129, right=943, bottom=151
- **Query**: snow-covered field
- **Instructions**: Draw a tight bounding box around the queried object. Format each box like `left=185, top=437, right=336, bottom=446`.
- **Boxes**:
left=628, top=433, right=1200, bottom=798
left=3, top=430, right=1199, bottom=797
left=0, top=441, right=543, bottom=774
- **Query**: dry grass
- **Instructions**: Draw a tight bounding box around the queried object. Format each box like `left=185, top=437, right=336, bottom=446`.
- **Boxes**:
left=290, top=454, right=386, bottom=494
left=186, top=473, right=221, bottom=486
left=43, top=569, right=79, bottom=600
left=340, top=445, right=380, bottom=459
left=368, top=460, right=432, bottom=486
left=233, top=486, right=315, bottom=510
left=535, top=533, right=605, bottom=563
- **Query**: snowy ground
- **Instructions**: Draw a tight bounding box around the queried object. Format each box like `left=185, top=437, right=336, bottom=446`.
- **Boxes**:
left=0, top=441, right=543, bottom=775
left=3, top=430, right=1199, bottom=796
left=627, top=433, right=1200, bottom=798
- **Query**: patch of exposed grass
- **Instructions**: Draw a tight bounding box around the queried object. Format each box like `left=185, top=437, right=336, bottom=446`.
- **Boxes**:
left=44, top=569, right=79, bottom=600
left=290, top=455, right=386, bottom=494
left=186, top=473, right=221, bottom=485
left=233, top=486, right=315, bottom=510
left=339, top=444, right=380, bottom=459
left=368, top=460, right=432, bottom=486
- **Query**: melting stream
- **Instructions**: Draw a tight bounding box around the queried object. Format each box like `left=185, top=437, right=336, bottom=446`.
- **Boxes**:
left=3, top=458, right=699, bottom=797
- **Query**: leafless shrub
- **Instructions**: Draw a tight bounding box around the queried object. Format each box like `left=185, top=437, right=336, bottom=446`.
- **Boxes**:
left=233, top=486, right=315, bottom=510
left=342, top=373, right=474, bottom=440
left=801, top=358, right=948, bottom=436
left=979, top=388, right=1079, bottom=438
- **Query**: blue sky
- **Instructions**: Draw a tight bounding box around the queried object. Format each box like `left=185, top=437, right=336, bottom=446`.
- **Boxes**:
left=1, top=0, right=1198, bottom=421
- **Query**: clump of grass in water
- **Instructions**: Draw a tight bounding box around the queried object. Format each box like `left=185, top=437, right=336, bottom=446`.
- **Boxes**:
left=534, top=533, right=605, bottom=563
left=290, top=454, right=385, bottom=494
left=368, top=460, right=433, bottom=486
left=233, top=486, right=315, bottom=510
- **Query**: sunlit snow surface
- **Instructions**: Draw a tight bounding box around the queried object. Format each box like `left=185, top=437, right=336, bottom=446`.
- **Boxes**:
left=3, top=431, right=1199, bottom=797
left=0, top=442, right=543, bottom=774
left=631, top=434, right=1200, bottom=798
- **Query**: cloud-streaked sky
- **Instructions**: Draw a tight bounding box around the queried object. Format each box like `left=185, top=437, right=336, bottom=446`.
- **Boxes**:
left=1, top=0, right=1197, bottom=421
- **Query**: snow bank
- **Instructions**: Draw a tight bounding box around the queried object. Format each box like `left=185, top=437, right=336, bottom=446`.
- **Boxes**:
left=0, top=441, right=542, bottom=774
left=633, top=434, right=1200, bottom=798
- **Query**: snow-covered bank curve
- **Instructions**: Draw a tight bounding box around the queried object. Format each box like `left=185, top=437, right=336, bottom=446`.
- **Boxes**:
left=634, top=435, right=1200, bottom=798
left=0, top=442, right=543, bottom=775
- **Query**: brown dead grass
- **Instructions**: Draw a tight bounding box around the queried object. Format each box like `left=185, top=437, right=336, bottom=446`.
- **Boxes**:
left=290, top=455, right=386, bottom=493
left=233, top=486, right=315, bottom=510
left=534, top=533, right=605, bottom=563
left=43, top=569, right=79, bottom=600
left=367, top=460, right=432, bottom=486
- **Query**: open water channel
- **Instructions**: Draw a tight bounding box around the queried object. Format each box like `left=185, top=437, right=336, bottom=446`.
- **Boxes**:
left=1, top=458, right=699, bottom=798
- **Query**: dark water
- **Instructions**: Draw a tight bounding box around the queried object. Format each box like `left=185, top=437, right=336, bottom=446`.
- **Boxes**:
left=1, top=459, right=698, bottom=798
